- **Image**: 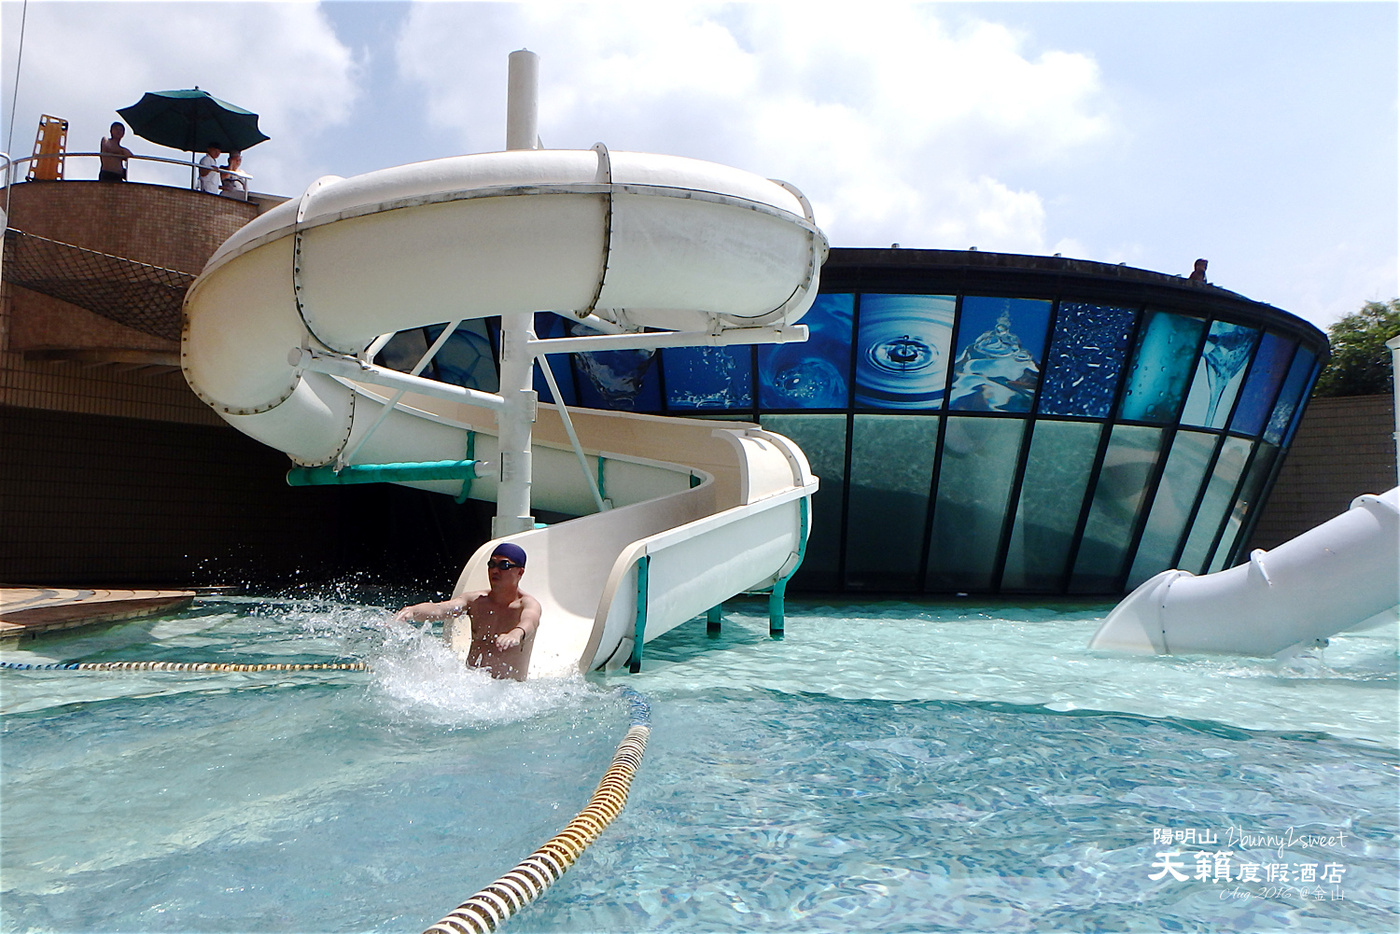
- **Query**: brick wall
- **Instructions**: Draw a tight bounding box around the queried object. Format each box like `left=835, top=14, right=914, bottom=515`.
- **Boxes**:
left=1248, top=394, right=1397, bottom=549
left=1, top=177, right=254, bottom=425
left=0, top=179, right=494, bottom=590
left=5, top=179, right=258, bottom=273
left=0, top=347, right=220, bottom=425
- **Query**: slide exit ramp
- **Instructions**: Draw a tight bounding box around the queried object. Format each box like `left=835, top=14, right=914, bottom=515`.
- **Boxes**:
left=446, top=413, right=817, bottom=676
left=1089, top=487, right=1400, bottom=657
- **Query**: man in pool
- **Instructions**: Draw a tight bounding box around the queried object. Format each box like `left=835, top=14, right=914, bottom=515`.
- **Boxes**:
left=393, top=543, right=541, bottom=681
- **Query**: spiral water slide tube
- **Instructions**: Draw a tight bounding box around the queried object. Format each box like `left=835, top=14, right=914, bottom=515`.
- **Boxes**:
left=1089, top=487, right=1399, bottom=657
left=183, top=147, right=824, bottom=678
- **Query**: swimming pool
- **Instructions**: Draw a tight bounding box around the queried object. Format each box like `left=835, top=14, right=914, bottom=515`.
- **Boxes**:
left=2, top=595, right=1395, bottom=932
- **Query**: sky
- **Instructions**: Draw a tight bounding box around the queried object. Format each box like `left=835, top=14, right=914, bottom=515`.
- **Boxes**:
left=2, top=1, right=1396, bottom=331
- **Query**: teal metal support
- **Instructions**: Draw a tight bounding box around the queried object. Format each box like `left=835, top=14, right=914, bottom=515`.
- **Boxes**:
left=707, top=604, right=723, bottom=636
left=287, top=459, right=480, bottom=487
left=768, top=496, right=810, bottom=639
left=628, top=554, right=651, bottom=673
left=455, top=432, right=477, bottom=504
left=596, top=456, right=607, bottom=507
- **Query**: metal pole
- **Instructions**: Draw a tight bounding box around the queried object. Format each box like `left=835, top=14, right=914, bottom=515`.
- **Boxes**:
left=494, top=49, right=542, bottom=537
left=506, top=49, right=539, bottom=152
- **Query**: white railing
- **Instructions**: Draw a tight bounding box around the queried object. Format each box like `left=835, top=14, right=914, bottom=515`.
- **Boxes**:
left=0, top=151, right=253, bottom=197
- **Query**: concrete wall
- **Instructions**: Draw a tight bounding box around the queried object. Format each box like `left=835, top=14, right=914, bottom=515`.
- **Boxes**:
left=1248, top=394, right=1397, bottom=550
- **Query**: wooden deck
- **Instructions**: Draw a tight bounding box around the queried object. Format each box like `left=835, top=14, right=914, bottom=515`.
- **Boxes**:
left=0, top=587, right=196, bottom=644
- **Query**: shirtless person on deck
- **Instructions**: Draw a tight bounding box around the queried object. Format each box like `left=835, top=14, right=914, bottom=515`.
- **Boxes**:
left=394, top=543, right=541, bottom=681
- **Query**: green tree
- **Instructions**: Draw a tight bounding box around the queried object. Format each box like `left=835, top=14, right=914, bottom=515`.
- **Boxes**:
left=1313, top=298, right=1400, bottom=397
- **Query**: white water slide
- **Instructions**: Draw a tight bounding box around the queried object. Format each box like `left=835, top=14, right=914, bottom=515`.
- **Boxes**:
left=182, top=144, right=825, bottom=678
left=1089, top=487, right=1400, bottom=656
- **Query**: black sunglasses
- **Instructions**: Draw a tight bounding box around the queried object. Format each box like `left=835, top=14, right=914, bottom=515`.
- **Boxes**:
left=487, top=558, right=523, bottom=570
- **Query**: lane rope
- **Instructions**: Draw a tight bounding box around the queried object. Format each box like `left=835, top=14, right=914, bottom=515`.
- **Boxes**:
left=422, top=687, right=652, bottom=934
left=0, top=660, right=368, bottom=672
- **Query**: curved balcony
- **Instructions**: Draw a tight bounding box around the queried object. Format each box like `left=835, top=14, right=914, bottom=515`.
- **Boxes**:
left=1, top=152, right=281, bottom=365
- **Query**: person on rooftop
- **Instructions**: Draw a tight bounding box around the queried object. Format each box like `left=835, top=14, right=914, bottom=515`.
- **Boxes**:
left=197, top=143, right=222, bottom=194
left=220, top=151, right=247, bottom=200
left=394, top=543, right=541, bottom=681
left=98, top=122, right=132, bottom=182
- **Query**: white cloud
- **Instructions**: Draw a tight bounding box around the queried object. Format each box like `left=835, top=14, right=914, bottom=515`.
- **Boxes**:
left=10, top=2, right=1382, bottom=330
left=2, top=2, right=359, bottom=193
left=1266, top=240, right=1400, bottom=328
left=392, top=3, right=1112, bottom=253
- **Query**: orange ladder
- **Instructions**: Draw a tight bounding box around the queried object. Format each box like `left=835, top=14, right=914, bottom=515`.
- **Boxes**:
left=28, top=114, right=68, bottom=181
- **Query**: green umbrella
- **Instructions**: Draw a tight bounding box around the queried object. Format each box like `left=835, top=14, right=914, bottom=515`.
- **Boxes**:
left=117, top=88, right=270, bottom=153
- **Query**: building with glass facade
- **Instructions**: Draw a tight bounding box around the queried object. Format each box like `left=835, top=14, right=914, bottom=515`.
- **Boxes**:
left=382, top=248, right=1329, bottom=597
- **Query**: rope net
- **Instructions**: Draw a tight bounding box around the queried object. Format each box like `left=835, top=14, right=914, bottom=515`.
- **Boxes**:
left=2, top=228, right=193, bottom=340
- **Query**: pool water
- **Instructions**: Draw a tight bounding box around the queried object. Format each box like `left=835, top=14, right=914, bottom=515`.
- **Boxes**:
left=2, top=595, right=1396, bottom=933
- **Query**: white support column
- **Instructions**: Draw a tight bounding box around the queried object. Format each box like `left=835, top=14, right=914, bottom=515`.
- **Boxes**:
left=506, top=49, right=539, bottom=152
left=494, top=48, right=542, bottom=537
left=495, top=312, right=537, bottom=536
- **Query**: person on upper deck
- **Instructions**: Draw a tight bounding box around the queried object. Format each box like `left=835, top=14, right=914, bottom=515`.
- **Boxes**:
left=220, top=151, right=247, bottom=199
left=98, top=122, right=132, bottom=181
left=394, top=543, right=541, bottom=681
left=197, top=144, right=223, bottom=194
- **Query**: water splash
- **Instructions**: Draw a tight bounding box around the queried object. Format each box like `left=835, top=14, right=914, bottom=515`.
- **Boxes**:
left=364, top=621, right=602, bottom=727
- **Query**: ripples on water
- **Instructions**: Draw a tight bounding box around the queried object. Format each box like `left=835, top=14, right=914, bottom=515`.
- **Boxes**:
left=1, top=593, right=1395, bottom=932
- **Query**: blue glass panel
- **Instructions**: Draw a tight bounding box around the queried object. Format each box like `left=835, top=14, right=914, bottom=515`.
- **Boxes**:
left=926, top=417, right=1026, bottom=591
left=663, top=345, right=752, bottom=410
left=947, top=297, right=1050, bottom=413
left=1179, top=321, right=1259, bottom=429
left=1229, top=333, right=1294, bottom=436
left=854, top=294, right=955, bottom=409
left=523, top=315, right=576, bottom=405
left=1177, top=436, right=1251, bottom=573
left=1117, top=311, right=1206, bottom=424
left=570, top=320, right=662, bottom=412
left=1211, top=442, right=1278, bottom=573
left=759, top=293, right=853, bottom=409
left=1263, top=349, right=1316, bottom=444
left=1001, top=420, right=1103, bottom=591
left=1037, top=303, right=1136, bottom=418
left=1126, top=430, right=1218, bottom=587
left=760, top=415, right=847, bottom=589
left=1282, top=363, right=1321, bottom=448
left=431, top=320, right=499, bottom=393
left=1069, top=425, right=1164, bottom=593
left=377, top=328, right=431, bottom=372
left=845, top=415, right=939, bottom=591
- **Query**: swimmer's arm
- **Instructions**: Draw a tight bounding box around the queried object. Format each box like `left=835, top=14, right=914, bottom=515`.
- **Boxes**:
left=493, top=596, right=541, bottom=649
left=393, top=593, right=475, bottom=624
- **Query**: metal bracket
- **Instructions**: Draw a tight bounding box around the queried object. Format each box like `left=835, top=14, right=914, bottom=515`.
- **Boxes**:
left=582, top=142, right=614, bottom=320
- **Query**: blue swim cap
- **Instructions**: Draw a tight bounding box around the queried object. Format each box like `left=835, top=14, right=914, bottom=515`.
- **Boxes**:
left=491, top=542, right=527, bottom=567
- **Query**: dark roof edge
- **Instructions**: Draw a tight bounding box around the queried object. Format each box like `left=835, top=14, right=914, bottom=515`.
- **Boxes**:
left=823, top=247, right=1329, bottom=349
